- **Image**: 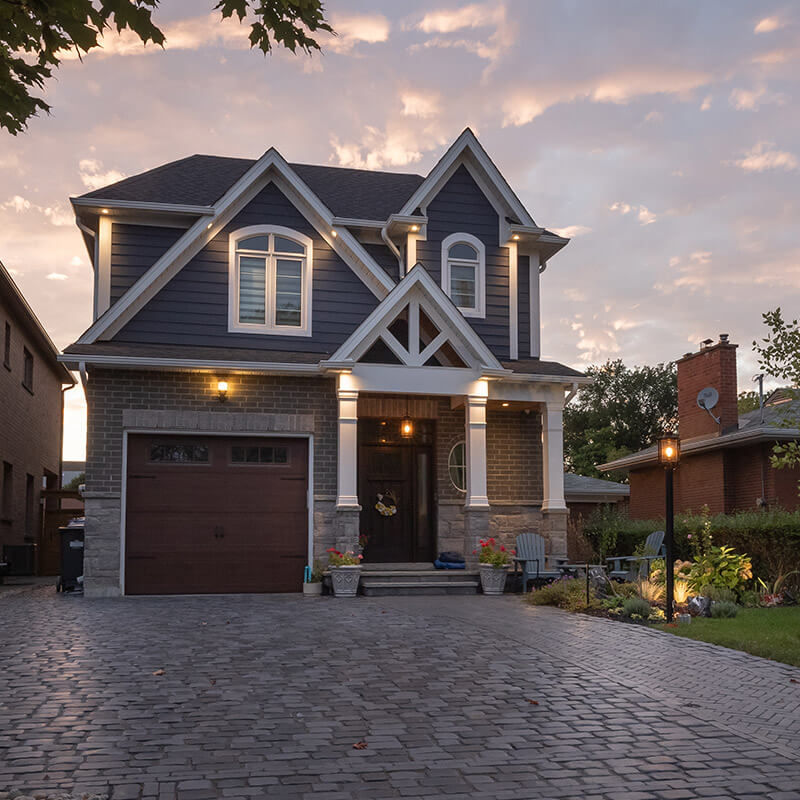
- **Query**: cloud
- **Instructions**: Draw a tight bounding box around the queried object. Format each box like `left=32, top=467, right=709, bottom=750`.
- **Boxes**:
left=637, top=206, right=656, bottom=225
left=418, top=3, right=502, bottom=34
left=501, top=66, right=710, bottom=126
left=729, top=86, right=785, bottom=110
left=754, top=16, right=783, bottom=34
left=734, top=141, right=799, bottom=172
left=609, top=202, right=656, bottom=225
left=79, top=159, right=126, bottom=190
left=330, top=127, right=426, bottom=169
left=2, top=195, right=31, bottom=213
left=400, top=91, right=439, bottom=118
left=550, top=225, right=592, bottom=238
left=700, top=94, right=712, bottom=111
left=46, top=273, right=69, bottom=281
left=653, top=251, right=713, bottom=295
left=325, top=13, right=390, bottom=53
left=1, top=195, right=72, bottom=226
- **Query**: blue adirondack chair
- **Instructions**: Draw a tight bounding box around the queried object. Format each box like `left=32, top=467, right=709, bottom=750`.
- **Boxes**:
left=606, top=530, right=666, bottom=581
left=514, top=533, right=568, bottom=592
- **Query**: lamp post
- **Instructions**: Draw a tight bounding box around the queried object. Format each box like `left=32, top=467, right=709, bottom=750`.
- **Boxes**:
left=657, top=434, right=680, bottom=621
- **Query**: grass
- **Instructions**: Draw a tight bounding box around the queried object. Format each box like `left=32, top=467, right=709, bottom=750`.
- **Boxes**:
left=656, top=607, right=800, bottom=667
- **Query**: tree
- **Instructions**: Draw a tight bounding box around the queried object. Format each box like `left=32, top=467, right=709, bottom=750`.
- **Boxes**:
left=737, top=391, right=760, bottom=414
left=1, top=0, right=333, bottom=134
left=564, top=359, right=678, bottom=481
left=753, top=308, right=800, bottom=481
left=64, top=472, right=85, bottom=491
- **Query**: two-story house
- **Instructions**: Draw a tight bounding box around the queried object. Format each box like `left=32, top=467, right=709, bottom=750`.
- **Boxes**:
left=61, top=129, right=587, bottom=597
left=1, top=260, right=75, bottom=575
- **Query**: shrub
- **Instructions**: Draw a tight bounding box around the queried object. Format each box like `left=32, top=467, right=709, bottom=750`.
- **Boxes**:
left=614, top=581, right=640, bottom=598
left=622, top=597, right=652, bottom=620
left=710, top=600, right=739, bottom=618
left=739, top=589, right=762, bottom=608
left=527, top=577, right=599, bottom=611
left=687, top=546, right=752, bottom=593
left=637, top=578, right=664, bottom=604
left=700, top=585, right=737, bottom=603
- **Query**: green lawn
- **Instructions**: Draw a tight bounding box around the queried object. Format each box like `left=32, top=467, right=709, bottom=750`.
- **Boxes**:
left=656, top=607, right=800, bottom=667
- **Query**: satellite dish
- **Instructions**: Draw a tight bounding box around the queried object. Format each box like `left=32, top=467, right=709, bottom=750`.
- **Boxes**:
left=697, top=387, right=719, bottom=410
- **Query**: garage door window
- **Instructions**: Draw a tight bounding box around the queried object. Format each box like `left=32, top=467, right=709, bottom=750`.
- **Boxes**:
left=149, top=444, right=209, bottom=463
left=231, top=445, right=289, bottom=465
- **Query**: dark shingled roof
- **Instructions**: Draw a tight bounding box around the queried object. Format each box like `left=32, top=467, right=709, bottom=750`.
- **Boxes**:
left=564, top=473, right=629, bottom=497
left=62, top=341, right=327, bottom=365
left=502, top=358, right=585, bottom=378
left=78, top=155, right=426, bottom=221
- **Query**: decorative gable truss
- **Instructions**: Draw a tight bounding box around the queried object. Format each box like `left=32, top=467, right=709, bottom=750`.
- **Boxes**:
left=77, top=149, right=396, bottom=344
left=323, top=264, right=504, bottom=374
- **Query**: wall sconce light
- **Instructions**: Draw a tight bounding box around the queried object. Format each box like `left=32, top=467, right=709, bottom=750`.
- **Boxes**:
left=410, top=224, right=419, bottom=232
left=101, top=208, right=110, bottom=215
left=217, top=380, right=229, bottom=403
left=400, top=416, right=414, bottom=438
left=331, top=229, right=338, bottom=237
left=501, top=402, right=510, bottom=407
left=512, top=234, right=520, bottom=240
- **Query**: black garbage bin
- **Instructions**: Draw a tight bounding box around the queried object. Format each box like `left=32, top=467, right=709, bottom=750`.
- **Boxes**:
left=58, top=523, right=84, bottom=593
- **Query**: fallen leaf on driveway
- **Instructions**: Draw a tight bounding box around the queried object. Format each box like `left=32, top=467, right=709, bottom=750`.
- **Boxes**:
left=152, top=669, right=165, bottom=676
left=791, top=678, right=798, bottom=684
left=526, top=699, right=539, bottom=705
left=353, top=741, right=368, bottom=750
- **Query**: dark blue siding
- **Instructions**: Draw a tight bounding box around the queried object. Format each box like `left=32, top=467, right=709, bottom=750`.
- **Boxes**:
left=518, top=254, right=530, bottom=358
left=420, top=164, right=510, bottom=359
left=110, top=224, right=184, bottom=305
left=113, top=183, right=379, bottom=354
left=362, top=242, right=399, bottom=281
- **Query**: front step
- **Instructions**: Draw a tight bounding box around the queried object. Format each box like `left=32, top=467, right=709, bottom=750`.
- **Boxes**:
left=359, top=564, right=479, bottom=596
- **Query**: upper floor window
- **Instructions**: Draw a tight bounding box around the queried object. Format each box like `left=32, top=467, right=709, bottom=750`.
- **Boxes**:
left=22, top=347, right=33, bottom=393
left=228, top=226, right=313, bottom=336
left=441, top=232, right=485, bottom=318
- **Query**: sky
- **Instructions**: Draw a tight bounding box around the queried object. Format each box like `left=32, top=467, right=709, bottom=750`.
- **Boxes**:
left=1, top=0, right=799, bottom=460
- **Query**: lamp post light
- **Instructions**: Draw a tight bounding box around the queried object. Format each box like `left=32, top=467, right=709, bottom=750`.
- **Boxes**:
left=657, top=434, right=680, bottom=621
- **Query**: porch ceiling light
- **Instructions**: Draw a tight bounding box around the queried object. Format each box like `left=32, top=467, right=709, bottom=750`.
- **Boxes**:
left=217, top=380, right=229, bottom=403
left=657, top=434, right=679, bottom=466
left=400, top=416, right=414, bottom=438
left=410, top=224, right=419, bottom=232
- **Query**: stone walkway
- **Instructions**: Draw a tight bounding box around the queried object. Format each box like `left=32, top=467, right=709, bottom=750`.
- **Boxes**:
left=1, top=587, right=799, bottom=799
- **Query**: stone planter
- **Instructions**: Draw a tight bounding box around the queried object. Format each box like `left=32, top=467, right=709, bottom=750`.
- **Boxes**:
left=302, top=582, right=322, bottom=596
left=479, top=564, right=508, bottom=596
left=330, top=566, right=361, bottom=598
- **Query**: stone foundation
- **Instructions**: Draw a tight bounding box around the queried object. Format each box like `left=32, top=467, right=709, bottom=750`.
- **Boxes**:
left=83, top=493, right=122, bottom=598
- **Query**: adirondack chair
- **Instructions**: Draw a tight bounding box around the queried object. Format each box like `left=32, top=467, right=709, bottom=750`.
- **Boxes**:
left=606, top=530, right=666, bottom=581
left=514, top=533, right=569, bottom=592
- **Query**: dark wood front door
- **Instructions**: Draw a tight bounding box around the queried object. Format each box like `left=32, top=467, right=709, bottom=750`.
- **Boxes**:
left=358, top=420, right=434, bottom=563
left=125, top=435, right=308, bottom=595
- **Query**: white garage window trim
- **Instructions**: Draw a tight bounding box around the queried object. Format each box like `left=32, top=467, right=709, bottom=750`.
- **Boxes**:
left=119, top=429, right=314, bottom=596
left=228, top=225, right=313, bottom=337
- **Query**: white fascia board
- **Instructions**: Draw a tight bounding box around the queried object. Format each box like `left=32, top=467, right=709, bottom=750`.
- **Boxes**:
left=77, top=148, right=395, bottom=343
left=57, top=353, right=321, bottom=375
left=503, top=372, right=592, bottom=385
left=327, top=263, right=502, bottom=370
left=331, top=217, right=385, bottom=229
left=398, top=128, right=536, bottom=227
left=71, top=197, right=214, bottom=216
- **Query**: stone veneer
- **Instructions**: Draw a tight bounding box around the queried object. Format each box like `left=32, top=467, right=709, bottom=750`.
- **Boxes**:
left=84, top=369, right=560, bottom=595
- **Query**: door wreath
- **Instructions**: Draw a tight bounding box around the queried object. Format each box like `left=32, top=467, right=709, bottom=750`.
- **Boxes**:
left=375, top=490, right=398, bottom=517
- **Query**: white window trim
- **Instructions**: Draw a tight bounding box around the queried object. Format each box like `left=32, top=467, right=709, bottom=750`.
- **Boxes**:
left=448, top=440, right=467, bottom=493
left=441, top=232, right=486, bottom=319
left=228, top=224, right=313, bottom=337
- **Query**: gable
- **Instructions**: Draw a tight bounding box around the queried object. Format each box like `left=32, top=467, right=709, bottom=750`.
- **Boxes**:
left=112, top=182, right=380, bottom=354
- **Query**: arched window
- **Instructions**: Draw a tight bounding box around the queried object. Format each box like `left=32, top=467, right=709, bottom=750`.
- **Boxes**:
left=441, top=233, right=485, bottom=318
left=228, top=225, right=312, bottom=336
left=448, top=441, right=467, bottom=492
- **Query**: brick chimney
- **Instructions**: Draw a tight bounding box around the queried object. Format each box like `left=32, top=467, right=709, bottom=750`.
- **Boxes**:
left=676, top=334, right=739, bottom=441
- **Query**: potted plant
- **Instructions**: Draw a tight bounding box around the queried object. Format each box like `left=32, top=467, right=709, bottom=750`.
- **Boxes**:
left=302, top=560, right=324, bottom=596
left=475, top=538, right=512, bottom=596
left=327, top=548, right=363, bottom=597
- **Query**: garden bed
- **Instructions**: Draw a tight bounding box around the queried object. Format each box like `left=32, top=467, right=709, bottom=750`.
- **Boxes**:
left=655, top=606, right=800, bottom=667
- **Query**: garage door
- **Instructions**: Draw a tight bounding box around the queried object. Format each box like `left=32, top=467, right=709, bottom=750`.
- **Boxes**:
left=125, top=435, right=308, bottom=595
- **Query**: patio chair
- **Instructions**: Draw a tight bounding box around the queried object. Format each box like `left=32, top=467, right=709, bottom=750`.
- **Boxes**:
left=606, top=530, right=665, bottom=581
left=514, top=533, right=568, bottom=593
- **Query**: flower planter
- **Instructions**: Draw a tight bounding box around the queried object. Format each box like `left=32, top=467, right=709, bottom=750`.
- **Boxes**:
left=330, top=565, right=361, bottom=597
left=479, top=564, right=508, bottom=596
left=302, top=582, right=322, bottom=596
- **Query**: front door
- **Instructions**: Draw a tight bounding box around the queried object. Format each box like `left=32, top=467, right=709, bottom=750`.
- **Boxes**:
left=358, top=419, right=435, bottom=563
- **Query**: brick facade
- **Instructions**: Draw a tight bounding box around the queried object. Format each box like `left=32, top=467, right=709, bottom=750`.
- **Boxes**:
left=0, top=294, right=65, bottom=562
left=83, top=369, right=555, bottom=594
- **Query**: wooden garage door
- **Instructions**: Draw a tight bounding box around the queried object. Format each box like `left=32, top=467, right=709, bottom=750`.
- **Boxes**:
left=125, top=435, right=308, bottom=595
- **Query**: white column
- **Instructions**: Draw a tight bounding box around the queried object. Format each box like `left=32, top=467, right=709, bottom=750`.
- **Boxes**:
left=465, top=394, right=490, bottom=509
left=541, top=400, right=566, bottom=511
left=336, top=375, right=360, bottom=510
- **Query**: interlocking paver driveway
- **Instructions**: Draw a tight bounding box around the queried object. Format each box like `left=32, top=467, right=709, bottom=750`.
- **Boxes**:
left=1, top=588, right=799, bottom=800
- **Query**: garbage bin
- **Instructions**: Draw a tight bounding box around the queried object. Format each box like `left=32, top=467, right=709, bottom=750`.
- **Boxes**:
left=58, top=523, right=84, bottom=593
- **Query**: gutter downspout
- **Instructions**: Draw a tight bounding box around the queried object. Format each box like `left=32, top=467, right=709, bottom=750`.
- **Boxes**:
left=565, top=381, right=579, bottom=406
left=78, top=361, right=89, bottom=395
left=59, top=384, right=73, bottom=489
left=380, top=222, right=403, bottom=279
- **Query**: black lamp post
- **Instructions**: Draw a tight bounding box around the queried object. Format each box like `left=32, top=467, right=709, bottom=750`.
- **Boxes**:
left=657, top=434, right=680, bottom=621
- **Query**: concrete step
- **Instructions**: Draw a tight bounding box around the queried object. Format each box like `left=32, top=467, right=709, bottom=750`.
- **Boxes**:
left=361, top=579, right=479, bottom=597
left=361, top=562, right=436, bottom=572
left=360, top=570, right=475, bottom=582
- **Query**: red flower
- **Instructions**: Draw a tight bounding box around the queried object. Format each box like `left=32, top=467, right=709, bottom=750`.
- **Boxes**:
left=472, top=550, right=477, bottom=555
left=500, top=546, right=506, bottom=552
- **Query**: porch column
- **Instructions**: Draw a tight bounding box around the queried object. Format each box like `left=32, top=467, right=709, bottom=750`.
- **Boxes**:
left=541, top=399, right=568, bottom=559
left=335, top=376, right=361, bottom=553
left=464, top=394, right=490, bottom=569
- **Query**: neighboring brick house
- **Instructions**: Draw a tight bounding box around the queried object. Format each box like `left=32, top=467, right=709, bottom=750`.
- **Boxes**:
left=1, top=260, right=75, bottom=573
left=599, top=335, right=800, bottom=518
left=60, top=129, right=588, bottom=597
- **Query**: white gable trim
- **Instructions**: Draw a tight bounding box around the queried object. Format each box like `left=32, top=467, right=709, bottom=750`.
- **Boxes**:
left=325, top=263, right=503, bottom=371
left=398, top=128, right=536, bottom=228
left=77, top=150, right=395, bottom=344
